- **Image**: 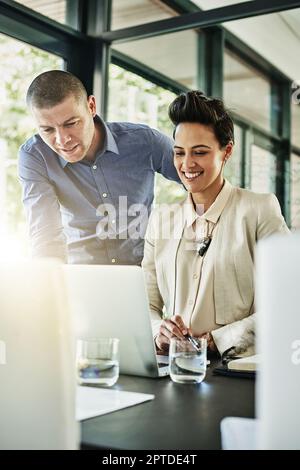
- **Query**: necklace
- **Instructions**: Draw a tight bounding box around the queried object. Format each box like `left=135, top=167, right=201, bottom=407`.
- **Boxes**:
left=197, top=237, right=212, bottom=256
left=196, top=220, right=215, bottom=257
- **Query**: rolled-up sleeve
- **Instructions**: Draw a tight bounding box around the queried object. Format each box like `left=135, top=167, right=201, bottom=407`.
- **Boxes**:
left=212, top=193, right=290, bottom=356
left=149, top=128, right=180, bottom=183
left=18, top=148, right=67, bottom=261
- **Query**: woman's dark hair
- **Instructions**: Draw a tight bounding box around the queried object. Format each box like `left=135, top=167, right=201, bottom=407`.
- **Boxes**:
left=168, top=90, right=234, bottom=147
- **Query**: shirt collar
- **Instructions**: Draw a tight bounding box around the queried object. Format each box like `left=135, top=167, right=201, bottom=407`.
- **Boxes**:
left=184, top=179, right=233, bottom=227
left=58, top=115, right=119, bottom=168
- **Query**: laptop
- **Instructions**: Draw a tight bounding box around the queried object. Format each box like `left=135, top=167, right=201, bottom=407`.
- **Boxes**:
left=255, top=232, right=300, bottom=449
left=63, top=265, right=169, bottom=378
left=0, top=260, right=78, bottom=450
left=221, top=233, right=300, bottom=450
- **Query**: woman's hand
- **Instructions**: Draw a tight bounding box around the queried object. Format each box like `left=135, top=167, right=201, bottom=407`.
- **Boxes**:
left=200, top=332, right=218, bottom=352
left=155, top=315, right=188, bottom=353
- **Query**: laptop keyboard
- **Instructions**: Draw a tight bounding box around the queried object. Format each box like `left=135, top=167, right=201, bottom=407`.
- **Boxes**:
left=158, top=362, right=168, bottom=368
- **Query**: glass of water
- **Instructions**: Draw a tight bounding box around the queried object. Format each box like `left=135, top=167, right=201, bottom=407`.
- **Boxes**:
left=169, top=337, right=207, bottom=384
left=76, top=338, right=119, bottom=386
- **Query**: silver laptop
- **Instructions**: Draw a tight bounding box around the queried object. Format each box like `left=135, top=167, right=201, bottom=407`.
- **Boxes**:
left=256, top=232, right=300, bottom=449
left=64, top=265, right=169, bottom=378
left=0, top=260, right=78, bottom=450
left=221, top=233, right=300, bottom=450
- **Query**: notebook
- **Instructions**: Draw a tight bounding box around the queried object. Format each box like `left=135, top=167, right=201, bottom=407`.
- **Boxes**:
left=213, top=353, right=258, bottom=379
left=227, top=354, right=259, bottom=372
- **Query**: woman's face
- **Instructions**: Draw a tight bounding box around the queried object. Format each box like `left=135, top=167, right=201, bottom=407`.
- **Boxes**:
left=173, top=122, right=232, bottom=194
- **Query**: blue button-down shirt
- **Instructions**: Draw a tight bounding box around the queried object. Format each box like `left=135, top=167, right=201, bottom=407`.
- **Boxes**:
left=18, top=117, right=180, bottom=265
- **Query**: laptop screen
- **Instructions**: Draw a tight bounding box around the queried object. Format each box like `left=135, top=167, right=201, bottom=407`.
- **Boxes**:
left=64, top=264, right=167, bottom=377
left=256, top=233, right=300, bottom=449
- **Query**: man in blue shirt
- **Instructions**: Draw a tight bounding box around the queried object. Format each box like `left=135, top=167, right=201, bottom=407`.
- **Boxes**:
left=19, top=70, right=180, bottom=265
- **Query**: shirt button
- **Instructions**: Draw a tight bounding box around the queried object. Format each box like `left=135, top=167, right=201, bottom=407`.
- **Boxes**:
left=92, top=164, right=97, bottom=170
left=103, top=193, right=107, bottom=198
left=111, top=258, right=116, bottom=263
left=189, top=299, right=193, bottom=305
left=193, top=273, right=198, bottom=279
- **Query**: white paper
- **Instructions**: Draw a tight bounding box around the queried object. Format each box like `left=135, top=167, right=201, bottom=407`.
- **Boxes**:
left=221, top=417, right=259, bottom=450
left=76, top=386, right=155, bottom=421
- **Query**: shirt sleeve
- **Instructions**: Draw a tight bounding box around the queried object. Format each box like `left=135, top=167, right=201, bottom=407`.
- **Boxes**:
left=256, top=193, right=290, bottom=239
left=149, top=128, right=180, bottom=183
left=18, top=147, right=67, bottom=261
left=212, top=314, right=256, bottom=357
left=212, top=193, right=290, bottom=356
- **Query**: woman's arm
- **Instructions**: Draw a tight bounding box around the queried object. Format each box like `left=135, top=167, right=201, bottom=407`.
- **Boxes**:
left=142, top=212, right=189, bottom=352
left=211, top=314, right=256, bottom=356
left=142, top=211, right=165, bottom=338
left=211, top=193, right=290, bottom=356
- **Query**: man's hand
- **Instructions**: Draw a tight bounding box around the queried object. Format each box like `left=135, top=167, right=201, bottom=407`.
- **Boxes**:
left=155, top=314, right=188, bottom=353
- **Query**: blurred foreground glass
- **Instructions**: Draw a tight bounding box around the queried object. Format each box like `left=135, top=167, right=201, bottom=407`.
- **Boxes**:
left=169, top=337, right=207, bottom=384
left=76, top=338, right=119, bottom=386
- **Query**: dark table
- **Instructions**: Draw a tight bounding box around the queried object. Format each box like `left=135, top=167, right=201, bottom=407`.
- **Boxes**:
left=81, top=363, right=255, bottom=450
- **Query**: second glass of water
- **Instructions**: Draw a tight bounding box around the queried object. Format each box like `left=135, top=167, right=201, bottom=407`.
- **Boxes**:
left=76, top=338, right=119, bottom=386
left=169, top=337, right=207, bottom=384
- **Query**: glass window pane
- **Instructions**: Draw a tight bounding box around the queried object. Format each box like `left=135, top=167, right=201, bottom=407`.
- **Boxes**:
left=111, top=0, right=179, bottom=30
left=292, top=103, right=300, bottom=149
left=108, top=64, right=185, bottom=204
left=108, top=64, right=176, bottom=135
left=113, top=29, right=200, bottom=89
left=14, top=0, right=67, bottom=27
left=0, top=33, right=63, bottom=258
left=224, top=49, right=272, bottom=132
left=291, top=153, right=300, bottom=231
left=224, top=124, right=242, bottom=186
left=250, top=144, right=276, bottom=193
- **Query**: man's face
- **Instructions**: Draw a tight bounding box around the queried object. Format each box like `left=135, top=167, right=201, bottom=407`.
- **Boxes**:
left=32, top=94, right=97, bottom=163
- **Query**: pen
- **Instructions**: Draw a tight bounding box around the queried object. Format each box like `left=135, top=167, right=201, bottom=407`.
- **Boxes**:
left=183, top=333, right=201, bottom=352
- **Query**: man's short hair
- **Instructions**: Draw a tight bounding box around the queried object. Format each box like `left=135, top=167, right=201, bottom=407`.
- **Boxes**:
left=26, top=70, right=88, bottom=109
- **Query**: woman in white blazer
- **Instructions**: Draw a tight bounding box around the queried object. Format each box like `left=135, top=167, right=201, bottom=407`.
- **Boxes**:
left=142, top=90, right=289, bottom=356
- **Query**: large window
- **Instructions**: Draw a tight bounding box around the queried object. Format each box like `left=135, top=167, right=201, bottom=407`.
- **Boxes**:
left=224, top=49, right=273, bottom=132
left=112, top=29, right=201, bottom=90
left=249, top=144, right=276, bottom=193
left=108, top=64, right=186, bottom=204
left=108, top=64, right=175, bottom=136
left=292, top=102, right=300, bottom=149
left=224, top=124, right=243, bottom=187
left=291, top=153, right=300, bottom=231
left=0, top=33, right=62, bottom=257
